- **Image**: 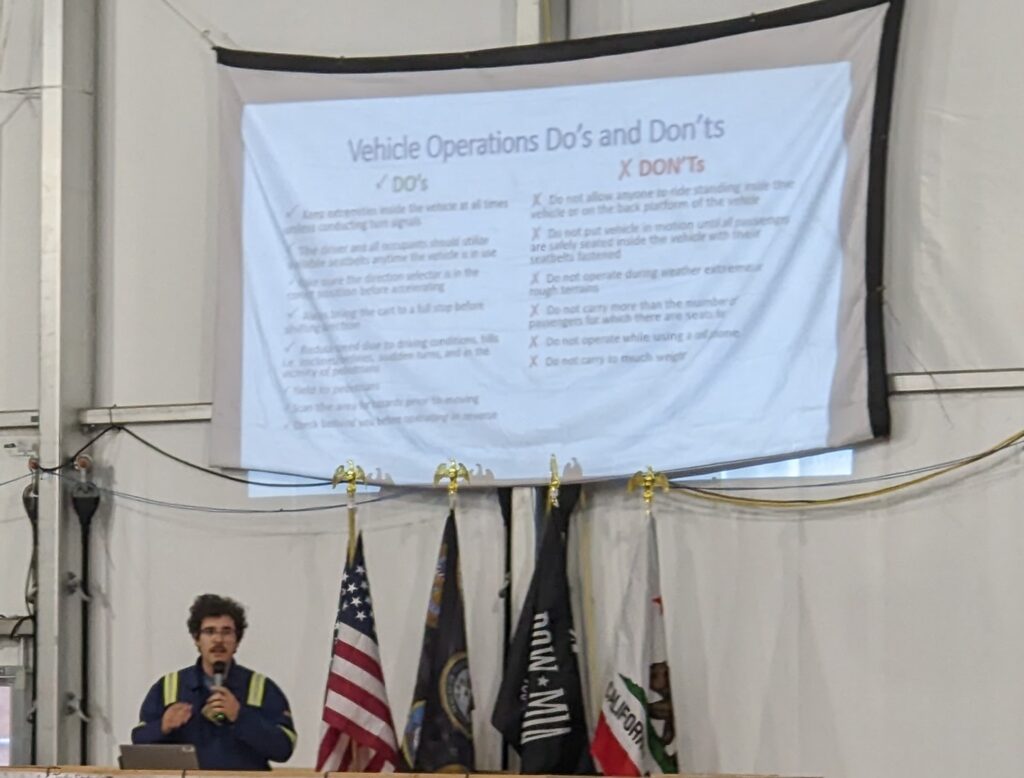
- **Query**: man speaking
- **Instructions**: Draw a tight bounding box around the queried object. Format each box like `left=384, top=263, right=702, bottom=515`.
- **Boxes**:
left=131, top=594, right=297, bottom=770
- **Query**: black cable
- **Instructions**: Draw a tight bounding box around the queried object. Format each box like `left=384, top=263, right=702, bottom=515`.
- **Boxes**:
left=21, top=483, right=37, bottom=616
left=6, top=421, right=1024, bottom=512
left=3, top=422, right=333, bottom=488
left=23, top=557, right=34, bottom=615
left=70, top=482, right=100, bottom=764
left=115, top=425, right=334, bottom=487
left=35, top=424, right=121, bottom=474
left=7, top=614, right=32, bottom=638
left=52, top=471, right=405, bottom=515
left=92, top=423, right=1024, bottom=496
left=111, top=424, right=1023, bottom=494
left=21, top=480, right=38, bottom=764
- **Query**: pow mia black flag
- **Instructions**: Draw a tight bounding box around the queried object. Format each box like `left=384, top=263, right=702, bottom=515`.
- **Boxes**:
left=401, top=511, right=475, bottom=772
left=492, top=485, right=594, bottom=773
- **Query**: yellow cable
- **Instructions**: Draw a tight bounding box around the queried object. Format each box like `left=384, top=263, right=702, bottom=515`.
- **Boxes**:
left=670, top=427, right=1024, bottom=509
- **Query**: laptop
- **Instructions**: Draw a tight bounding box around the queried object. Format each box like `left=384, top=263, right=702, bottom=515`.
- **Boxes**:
left=119, top=743, right=200, bottom=770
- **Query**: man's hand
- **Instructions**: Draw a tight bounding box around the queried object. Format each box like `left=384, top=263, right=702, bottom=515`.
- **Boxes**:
left=160, top=702, right=193, bottom=734
left=203, top=686, right=241, bottom=723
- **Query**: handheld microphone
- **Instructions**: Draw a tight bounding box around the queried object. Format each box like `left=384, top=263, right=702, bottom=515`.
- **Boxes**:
left=212, top=660, right=227, bottom=723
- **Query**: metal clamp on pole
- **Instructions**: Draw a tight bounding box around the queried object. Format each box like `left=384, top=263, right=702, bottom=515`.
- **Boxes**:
left=23, top=457, right=40, bottom=520
left=64, top=693, right=91, bottom=723
left=63, top=572, right=91, bottom=602
left=70, top=455, right=100, bottom=527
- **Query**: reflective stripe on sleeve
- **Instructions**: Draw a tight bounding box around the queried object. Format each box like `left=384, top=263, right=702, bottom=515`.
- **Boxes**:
left=278, top=725, right=297, bottom=745
left=162, top=672, right=178, bottom=706
left=247, top=672, right=266, bottom=706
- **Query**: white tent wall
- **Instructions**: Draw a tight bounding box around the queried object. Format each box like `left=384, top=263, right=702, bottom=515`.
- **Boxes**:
left=575, top=390, right=1024, bottom=778
left=0, top=1, right=1023, bottom=777
left=0, top=0, right=41, bottom=411
left=0, top=0, right=39, bottom=705
left=572, top=0, right=1024, bottom=372
left=571, top=0, right=813, bottom=31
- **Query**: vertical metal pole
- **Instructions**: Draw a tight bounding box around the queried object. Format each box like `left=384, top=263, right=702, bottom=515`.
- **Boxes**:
left=515, top=0, right=568, bottom=44
left=37, top=0, right=96, bottom=764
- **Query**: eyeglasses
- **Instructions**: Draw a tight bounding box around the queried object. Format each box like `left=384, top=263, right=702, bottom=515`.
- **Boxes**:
left=198, top=627, right=236, bottom=638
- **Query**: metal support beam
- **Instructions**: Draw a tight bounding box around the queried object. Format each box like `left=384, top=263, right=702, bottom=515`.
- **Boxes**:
left=515, top=0, right=568, bottom=45
left=8, top=369, right=1024, bottom=433
left=37, top=0, right=96, bottom=764
left=0, top=617, right=35, bottom=638
left=4, top=368, right=1023, bottom=434
left=78, top=402, right=213, bottom=427
left=0, top=410, right=40, bottom=430
left=888, top=369, right=1024, bottom=395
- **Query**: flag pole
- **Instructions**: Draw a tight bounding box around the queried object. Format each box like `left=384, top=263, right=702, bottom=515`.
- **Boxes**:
left=546, top=453, right=560, bottom=516
left=627, top=465, right=669, bottom=516
left=332, top=459, right=366, bottom=564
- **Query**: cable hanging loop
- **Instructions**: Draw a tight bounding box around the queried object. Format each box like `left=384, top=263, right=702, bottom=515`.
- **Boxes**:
left=627, top=466, right=670, bottom=516
left=6, top=415, right=1020, bottom=518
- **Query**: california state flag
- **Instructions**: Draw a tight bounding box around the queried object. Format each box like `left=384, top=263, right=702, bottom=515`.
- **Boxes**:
left=591, top=515, right=678, bottom=775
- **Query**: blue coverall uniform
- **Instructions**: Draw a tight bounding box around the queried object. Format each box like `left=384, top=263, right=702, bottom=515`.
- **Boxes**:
left=131, top=659, right=297, bottom=770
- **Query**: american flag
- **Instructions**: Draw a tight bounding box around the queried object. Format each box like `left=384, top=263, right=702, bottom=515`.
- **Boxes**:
left=317, top=532, right=399, bottom=772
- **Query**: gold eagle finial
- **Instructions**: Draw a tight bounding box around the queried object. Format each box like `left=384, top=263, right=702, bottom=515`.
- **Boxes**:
left=331, top=459, right=366, bottom=498
left=434, top=458, right=470, bottom=496
left=627, top=466, right=669, bottom=514
left=332, top=460, right=366, bottom=563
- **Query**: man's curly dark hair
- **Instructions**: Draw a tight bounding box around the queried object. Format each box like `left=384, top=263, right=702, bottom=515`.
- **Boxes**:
left=187, top=594, right=248, bottom=641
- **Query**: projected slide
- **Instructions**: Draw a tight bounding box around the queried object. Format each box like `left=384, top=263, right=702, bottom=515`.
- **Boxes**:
left=214, top=2, right=899, bottom=484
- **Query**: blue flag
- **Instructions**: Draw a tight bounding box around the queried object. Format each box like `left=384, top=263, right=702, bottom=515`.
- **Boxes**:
left=401, top=511, right=474, bottom=771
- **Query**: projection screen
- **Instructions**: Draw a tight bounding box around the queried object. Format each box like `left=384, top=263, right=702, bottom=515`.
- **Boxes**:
left=211, top=0, right=902, bottom=486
